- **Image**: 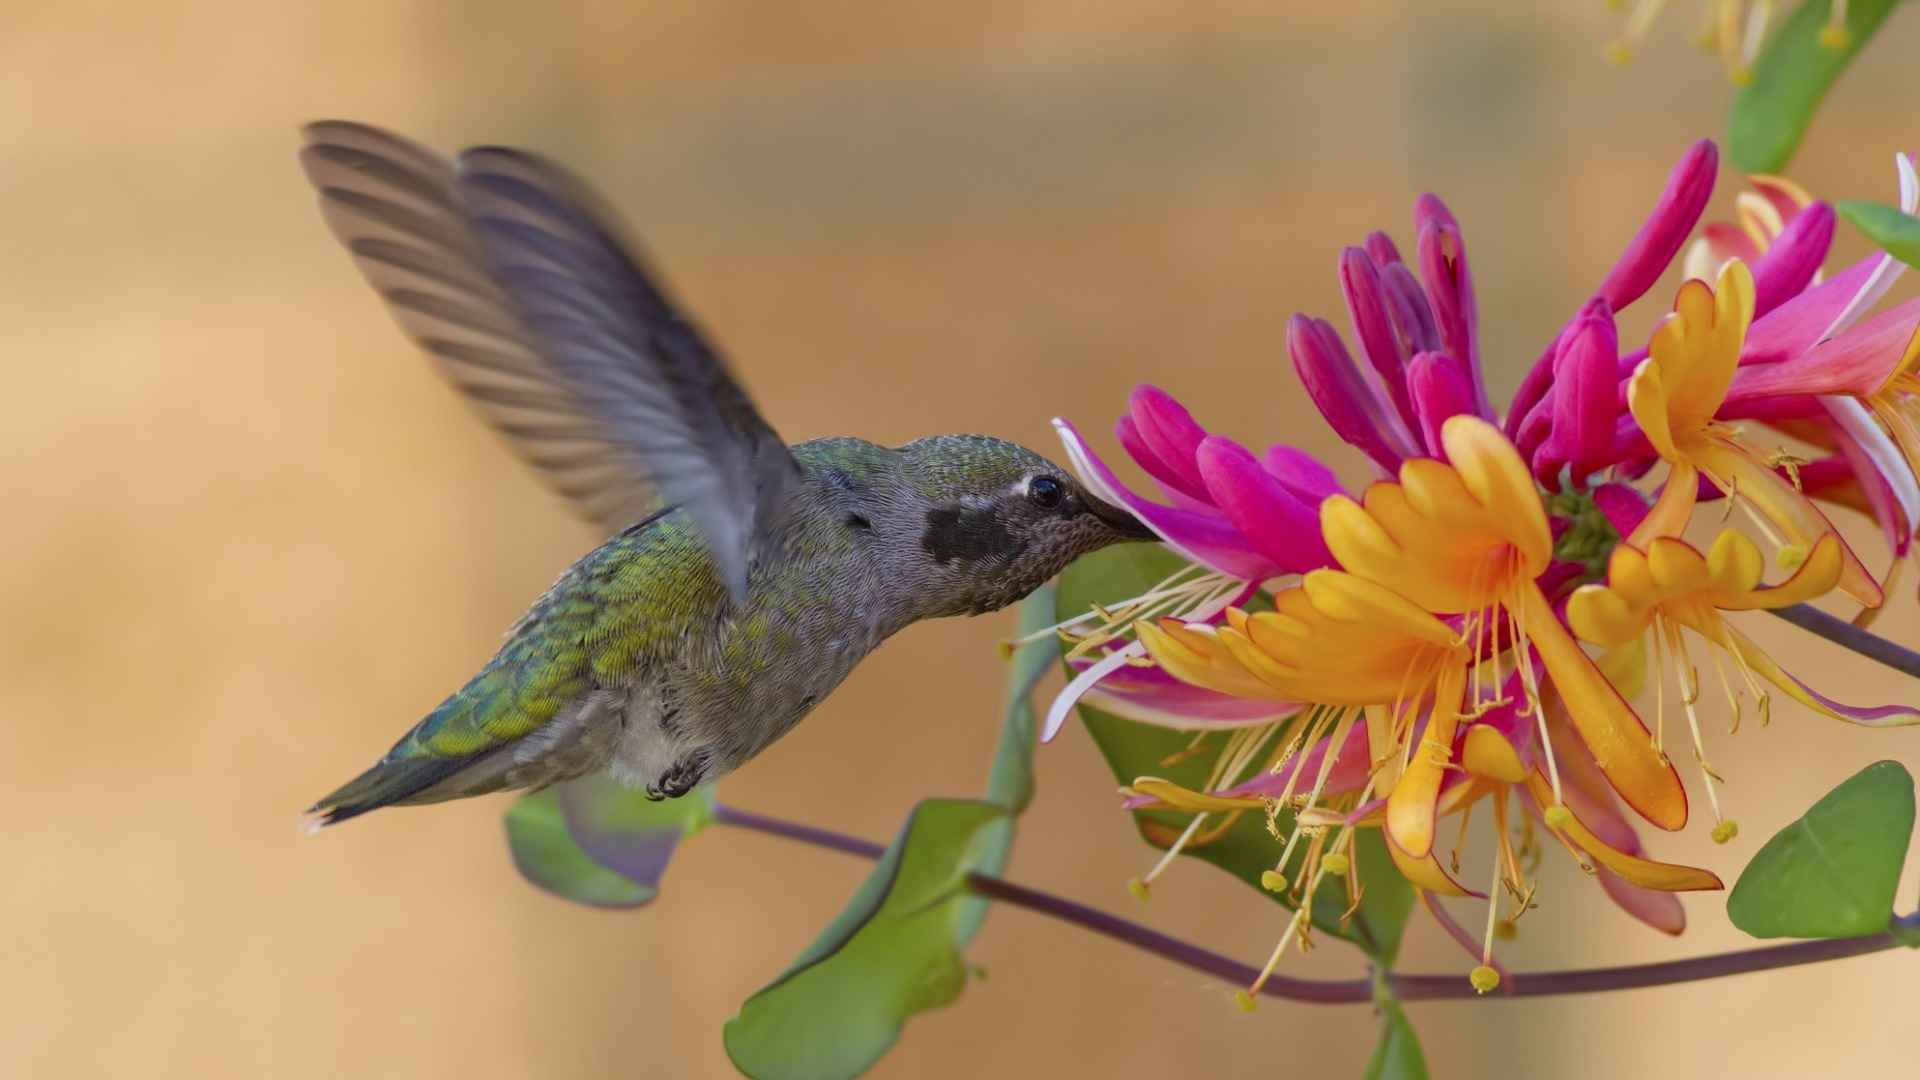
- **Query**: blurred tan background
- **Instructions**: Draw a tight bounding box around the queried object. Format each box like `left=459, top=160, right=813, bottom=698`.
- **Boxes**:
left=5, top=2, right=1919, bottom=1077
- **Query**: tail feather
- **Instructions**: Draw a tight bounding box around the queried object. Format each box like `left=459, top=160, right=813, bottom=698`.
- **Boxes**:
left=307, top=754, right=478, bottom=827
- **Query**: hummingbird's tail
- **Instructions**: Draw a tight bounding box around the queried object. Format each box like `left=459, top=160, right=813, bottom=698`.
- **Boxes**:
left=305, top=755, right=476, bottom=829
left=306, top=656, right=598, bottom=828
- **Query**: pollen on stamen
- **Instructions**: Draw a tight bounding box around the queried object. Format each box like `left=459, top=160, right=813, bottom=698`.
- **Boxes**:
left=1777, top=543, right=1809, bottom=570
left=1260, top=870, right=1289, bottom=893
left=1126, top=877, right=1151, bottom=902
left=1320, top=852, right=1350, bottom=876
left=1232, top=989, right=1258, bottom=1013
left=1469, top=965, right=1502, bottom=994
left=1712, top=819, right=1740, bottom=844
left=1542, top=805, right=1574, bottom=831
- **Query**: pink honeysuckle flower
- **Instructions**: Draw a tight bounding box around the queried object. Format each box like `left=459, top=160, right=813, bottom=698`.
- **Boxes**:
left=1507, top=140, right=1721, bottom=445
left=1287, top=313, right=1423, bottom=473
left=1532, top=299, right=1623, bottom=486
left=1054, top=387, right=1344, bottom=584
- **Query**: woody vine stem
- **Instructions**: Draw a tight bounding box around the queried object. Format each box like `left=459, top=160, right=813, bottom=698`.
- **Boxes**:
left=714, top=603, right=1920, bottom=1002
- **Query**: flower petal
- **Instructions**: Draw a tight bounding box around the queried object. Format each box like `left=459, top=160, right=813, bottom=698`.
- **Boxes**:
left=1518, top=584, right=1688, bottom=830
left=1414, top=195, right=1489, bottom=418
left=1340, top=246, right=1419, bottom=431
left=1597, top=139, right=1719, bottom=311
left=1711, top=622, right=1920, bottom=728
left=1545, top=299, right=1622, bottom=484
left=1197, top=436, right=1336, bottom=574
left=1126, top=385, right=1213, bottom=502
left=1525, top=771, right=1719, bottom=889
left=1054, top=417, right=1276, bottom=580
left=1407, top=351, right=1477, bottom=459
left=1288, top=314, right=1420, bottom=472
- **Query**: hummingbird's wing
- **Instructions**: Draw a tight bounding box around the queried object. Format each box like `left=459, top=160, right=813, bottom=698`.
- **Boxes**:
left=298, top=122, right=799, bottom=602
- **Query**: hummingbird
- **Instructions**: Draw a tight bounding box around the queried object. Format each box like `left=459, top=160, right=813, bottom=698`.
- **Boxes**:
left=301, top=122, right=1152, bottom=826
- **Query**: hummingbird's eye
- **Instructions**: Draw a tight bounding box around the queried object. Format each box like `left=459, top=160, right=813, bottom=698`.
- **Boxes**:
left=1027, top=475, right=1064, bottom=509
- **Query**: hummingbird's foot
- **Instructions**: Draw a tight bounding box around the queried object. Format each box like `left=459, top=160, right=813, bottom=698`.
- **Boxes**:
left=644, top=747, right=714, bottom=801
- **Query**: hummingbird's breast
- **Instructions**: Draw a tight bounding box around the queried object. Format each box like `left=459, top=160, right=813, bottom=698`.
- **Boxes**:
left=584, top=488, right=903, bottom=788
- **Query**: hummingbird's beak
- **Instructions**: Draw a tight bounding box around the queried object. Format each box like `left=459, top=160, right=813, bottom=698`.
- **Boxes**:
left=1085, top=494, right=1156, bottom=541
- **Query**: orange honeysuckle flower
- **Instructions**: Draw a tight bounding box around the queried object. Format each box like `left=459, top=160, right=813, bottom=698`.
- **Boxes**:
left=1320, top=414, right=1689, bottom=831
left=1568, top=528, right=1920, bottom=836
left=1626, top=259, right=1882, bottom=606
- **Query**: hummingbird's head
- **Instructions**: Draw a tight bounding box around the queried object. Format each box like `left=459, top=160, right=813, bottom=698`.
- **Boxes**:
left=890, top=434, right=1155, bottom=617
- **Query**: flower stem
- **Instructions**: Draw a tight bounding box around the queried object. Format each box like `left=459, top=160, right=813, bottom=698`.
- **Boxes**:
left=713, top=802, right=1918, bottom=1004
left=1766, top=603, right=1920, bottom=681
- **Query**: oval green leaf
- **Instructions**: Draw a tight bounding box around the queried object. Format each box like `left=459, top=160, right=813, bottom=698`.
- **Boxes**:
left=723, top=600, right=1057, bottom=1080
left=1727, top=760, right=1915, bottom=938
left=503, top=777, right=714, bottom=908
left=723, top=798, right=1010, bottom=1080
left=1836, top=199, right=1920, bottom=271
left=1727, top=0, right=1902, bottom=174
left=1365, top=998, right=1430, bottom=1080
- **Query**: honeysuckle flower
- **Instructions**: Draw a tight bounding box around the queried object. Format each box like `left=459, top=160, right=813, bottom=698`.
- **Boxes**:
left=1625, top=259, right=1884, bottom=608
left=1604, top=0, right=1852, bottom=84
left=1507, top=139, right=1720, bottom=452
left=1676, top=155, right=1920, bottom=587
left=1683, top=174, right=1819, bottom=281
left=1322, top=414, right=1689, bottom=829
left=1038, top=387, right=1348, bottom=744
left=1568, top=529, right=1920, bottom=831
left=1036, top=135, right=1920, bottom=1003
left=1053, top=388, right=1339, bottom=582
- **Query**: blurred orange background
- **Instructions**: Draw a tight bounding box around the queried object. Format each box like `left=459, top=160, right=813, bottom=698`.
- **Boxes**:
left=5, top=2, right=1918, bottom=1077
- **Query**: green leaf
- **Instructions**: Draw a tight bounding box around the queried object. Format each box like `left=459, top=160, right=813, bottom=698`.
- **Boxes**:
left=1054, top=547, right=1414, bottom=959
left=723, top=599, right=1058, bottom=1079
left=503, top=776, right=714, bottom=908
left=1727, top=760, right=1915, bottom=938
left=723, top=799, right=1010, bottom=1080
left=1837, top=200, right=1920, bottom=271
left=983, top=585, right=1061, bottom=815
left=1364, top=998, right=1430, bottom=1080
left=1727, top=0, right=1902, bottom=174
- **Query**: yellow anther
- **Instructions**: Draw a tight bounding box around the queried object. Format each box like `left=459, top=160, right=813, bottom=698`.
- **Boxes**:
left=1712, top=820, right=1740, bottom=844
left=1494, top=920, right=1519, bottom=941
left=1818, top=24, right=1851, bottom=49
left=1469, top=965, right=1501, bottom=994
left=1233, top=989, right=1258, bottom=1013
left=1777, top=543, right=1809, bottom=570
left=1320, top=852, right=1351, bottom=877
left=1605, top=41, right=1634, bottom=65
left=1126, top=877, right=1151, bottom=902
left=1730, top=64, right=1753, bottom=87
left=1260, top=870, right=1289, bottom=893
left=1543, top=805, right=1574, bottom=831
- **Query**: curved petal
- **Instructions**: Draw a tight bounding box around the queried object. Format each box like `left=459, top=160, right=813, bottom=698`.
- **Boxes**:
left=1054, top=417, right=1275, bottom=580
left=1598, top=139, right=1719, bottom=311
left=1709, top=622, right=1920, bottom=728
left=1519, top=584, right=1688, bottom=830
left=1386, top=663, right=1468, bottom=857
left=1197, top=437, right=1336, bottom=574
left=1525, top=772, right=1720, bottom=890
left=1127, top=385, right=1212, bottom=501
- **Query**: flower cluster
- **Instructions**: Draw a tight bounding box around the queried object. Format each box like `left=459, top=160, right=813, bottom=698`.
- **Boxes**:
left=1038, top=140, right=1920, bottom=998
